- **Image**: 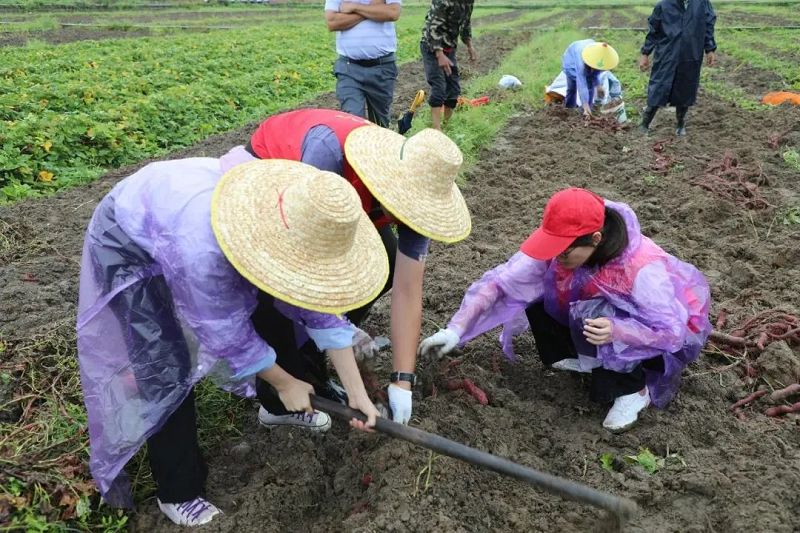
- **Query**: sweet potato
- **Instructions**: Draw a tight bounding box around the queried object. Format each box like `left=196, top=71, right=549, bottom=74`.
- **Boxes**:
left=729, top=389, right=768, bottom=411
left=770, top=384, right=800, bottom=402
left=447, top=379, right=488, bottom=405
left=764, top=402, right=800, bottom=417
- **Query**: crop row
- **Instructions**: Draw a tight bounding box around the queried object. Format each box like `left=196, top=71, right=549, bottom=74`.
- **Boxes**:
left=0, top=11, right=433, bottom=202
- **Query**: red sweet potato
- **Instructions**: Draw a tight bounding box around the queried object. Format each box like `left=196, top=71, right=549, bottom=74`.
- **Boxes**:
left=447, top=379, right=488, bottom=405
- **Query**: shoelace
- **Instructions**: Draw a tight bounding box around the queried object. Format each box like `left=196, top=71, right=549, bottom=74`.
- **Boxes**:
left=177, top=498, right=211, bottom=522
left=292, top=412, right=314, bottom=423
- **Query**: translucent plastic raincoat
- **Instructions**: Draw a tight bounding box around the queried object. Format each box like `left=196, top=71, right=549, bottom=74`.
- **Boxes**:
left=446, top=200, right=711, bottom=408
left=77, top=147, right=354, bottom=508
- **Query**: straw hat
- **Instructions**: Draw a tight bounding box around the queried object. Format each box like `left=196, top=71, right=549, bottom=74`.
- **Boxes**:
left=344, top=127, right=471, bottom=243
left=581, top=42, right=619, bottom=71
left=211, top=159, right=390, bottom=315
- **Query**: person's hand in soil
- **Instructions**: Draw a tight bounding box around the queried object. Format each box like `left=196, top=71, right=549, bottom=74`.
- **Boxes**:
left=388, top=383, right=412, bottom=424
left=706, top=51, right=716, bottom=67
left=583, top=318, right=613, bottom=345
left=352, top=327, right=379, bottom=363
left=639, top=54, right=650, bottom=71
left=436, top=50, right=453, bottom=76
left=582, top=103, right=593, bottom=117
left=418, top=328, right=460, bottom=359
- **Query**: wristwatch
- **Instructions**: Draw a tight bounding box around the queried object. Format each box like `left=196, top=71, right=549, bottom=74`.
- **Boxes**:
left=390, top=372, right=417, bottom=387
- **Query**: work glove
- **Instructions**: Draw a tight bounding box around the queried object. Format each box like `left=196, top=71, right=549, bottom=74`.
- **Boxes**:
left=352, top=327, right=380, bottom=363
left=388, top=384, right=412, bottom=424
left=417, top=328, right=460, bottom=359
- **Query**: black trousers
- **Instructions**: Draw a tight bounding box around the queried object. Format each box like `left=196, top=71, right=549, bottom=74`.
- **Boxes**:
left=254, top=223, right=398, bottom=414
left=525, top=302, right=656, bottom=404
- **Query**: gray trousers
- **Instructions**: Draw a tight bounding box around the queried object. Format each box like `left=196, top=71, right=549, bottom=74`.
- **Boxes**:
left=334, top=54, right=397, bottom=127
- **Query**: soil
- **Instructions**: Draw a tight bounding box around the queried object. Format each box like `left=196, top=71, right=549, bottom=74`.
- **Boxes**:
left=708, top=52, right=792, bottom=98
left=0, top=26, right=174, bottom=46
left=472, top=9, right=523, bottom=27
left=131, top=92, right=799, bottom=533
left=717, top=9, right=800, bottom=27
left=3, top=25, right=800, bottom=533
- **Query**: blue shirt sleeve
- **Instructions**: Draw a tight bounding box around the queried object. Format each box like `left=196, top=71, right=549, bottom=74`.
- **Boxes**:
left=397, top=224, right=431, bottom=262
left=300, top=125, right=345, bottom=176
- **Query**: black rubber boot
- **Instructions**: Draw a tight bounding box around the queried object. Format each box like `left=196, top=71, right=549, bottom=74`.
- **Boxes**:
left=676, top=106, right=688, bottom=136
left=638, top=106, right=658, bottom=134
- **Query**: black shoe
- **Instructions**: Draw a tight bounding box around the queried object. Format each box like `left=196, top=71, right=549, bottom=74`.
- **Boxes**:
left=317, top=379, right=348, bottom=405
left=639, top=106, right=658, bottom=134
left=675, top=106, right=688, bottom=136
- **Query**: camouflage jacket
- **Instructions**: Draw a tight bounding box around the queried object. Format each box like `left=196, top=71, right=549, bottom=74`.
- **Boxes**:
left=421, top=0, right=474, bottom=51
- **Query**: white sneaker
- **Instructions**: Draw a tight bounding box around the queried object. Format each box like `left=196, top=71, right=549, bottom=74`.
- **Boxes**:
left=603, top=388, right=651, bottom=433
left=258, top=406, right=331, bottom=432
left=551, top=358, right=591, bottom=373
left=158, top=497, right=221, bottom=526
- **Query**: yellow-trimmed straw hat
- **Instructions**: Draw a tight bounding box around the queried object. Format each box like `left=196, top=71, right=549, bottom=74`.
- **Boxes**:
left=581, top=42, right=619, bottom=71
left=211, top=159, right=390, bottom=315
left=344, top=127, right=472, bottom=243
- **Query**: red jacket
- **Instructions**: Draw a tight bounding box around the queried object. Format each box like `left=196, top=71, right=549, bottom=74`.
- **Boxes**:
left=250, top=109, right=390, bottom=228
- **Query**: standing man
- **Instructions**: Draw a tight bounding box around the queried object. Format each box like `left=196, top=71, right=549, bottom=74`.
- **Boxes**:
left=639, top=0, right=717, bottom=136
left=325, top=0, right=402, bottom=127
left=420, top=0, right=477, bottom=131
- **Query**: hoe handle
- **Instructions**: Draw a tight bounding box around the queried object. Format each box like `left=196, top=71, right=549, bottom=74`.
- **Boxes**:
left=310, top=395, right=638, bottom=520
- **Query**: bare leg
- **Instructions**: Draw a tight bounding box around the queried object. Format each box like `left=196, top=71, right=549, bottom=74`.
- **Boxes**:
left=443, top=106, right=454, bottom=128
left=431, top=106, right=443, bottom=130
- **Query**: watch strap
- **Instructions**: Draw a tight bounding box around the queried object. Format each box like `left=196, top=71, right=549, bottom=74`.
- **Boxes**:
left=390, top=371, right=416, bottom=386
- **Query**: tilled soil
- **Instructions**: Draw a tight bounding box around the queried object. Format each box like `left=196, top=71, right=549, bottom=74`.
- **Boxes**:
left=706, top=52, right=793, bottom=100
left=132, top=92, right=800, bottom=533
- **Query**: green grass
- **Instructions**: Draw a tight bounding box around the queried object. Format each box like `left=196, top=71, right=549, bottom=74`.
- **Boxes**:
left=716, top=30, right=800, bottom=89
left=0, top=319, right=250, bottom=532
left=0, top=15, right=60, bottom=33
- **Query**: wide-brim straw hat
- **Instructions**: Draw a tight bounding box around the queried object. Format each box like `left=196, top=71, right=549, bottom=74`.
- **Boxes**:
left=582, top=42, right=619, bottom=71
left=344, top=126, right=471, bottom=243
left=211, top=159, right=390, bottom=315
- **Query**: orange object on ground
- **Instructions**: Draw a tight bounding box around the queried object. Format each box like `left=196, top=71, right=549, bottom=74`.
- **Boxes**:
left=544, top=85, right=565, bottom=105
left=457, top=96, right=490, bottom=107
left=762, top=91, right=800, bottom=106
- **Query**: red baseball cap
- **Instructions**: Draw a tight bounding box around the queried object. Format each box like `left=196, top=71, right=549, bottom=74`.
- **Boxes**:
left=520, top=188, right=605, bottom=260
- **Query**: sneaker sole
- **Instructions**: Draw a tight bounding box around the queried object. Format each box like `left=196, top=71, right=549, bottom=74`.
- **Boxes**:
left=258, top=417, right=332, bottom=433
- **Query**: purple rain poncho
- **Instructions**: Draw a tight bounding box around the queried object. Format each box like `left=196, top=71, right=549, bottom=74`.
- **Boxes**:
left=77, top=146, right=354, bottom=508
left=447, top=200, right=711, bottom=408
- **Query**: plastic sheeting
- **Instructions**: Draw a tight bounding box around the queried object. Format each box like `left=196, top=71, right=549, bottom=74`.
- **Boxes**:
left=547, top=70, right=622, bottom=106
left=447, top=200, right=711, bottom=408
left=77, top=148, right=353, bottom=507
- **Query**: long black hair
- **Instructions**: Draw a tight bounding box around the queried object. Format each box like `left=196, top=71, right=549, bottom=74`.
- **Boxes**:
left=570, top=207, right=628, bottom=267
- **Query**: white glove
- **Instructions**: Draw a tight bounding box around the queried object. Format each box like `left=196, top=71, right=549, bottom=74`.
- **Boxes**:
left=417, top=328, right=460, bottom=359
left=352, top=327, right=379, bottom=363
left=387, top=384, right=412, bottom=424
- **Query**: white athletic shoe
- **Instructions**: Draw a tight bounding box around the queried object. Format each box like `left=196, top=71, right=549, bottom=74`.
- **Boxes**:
left=258, top=406, right=331, bottom=432
left=602, top=388, right=651, bottom=433
left=158, top=497, right=221, bottom=526
left=551, top=358, right=591, bottom=373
